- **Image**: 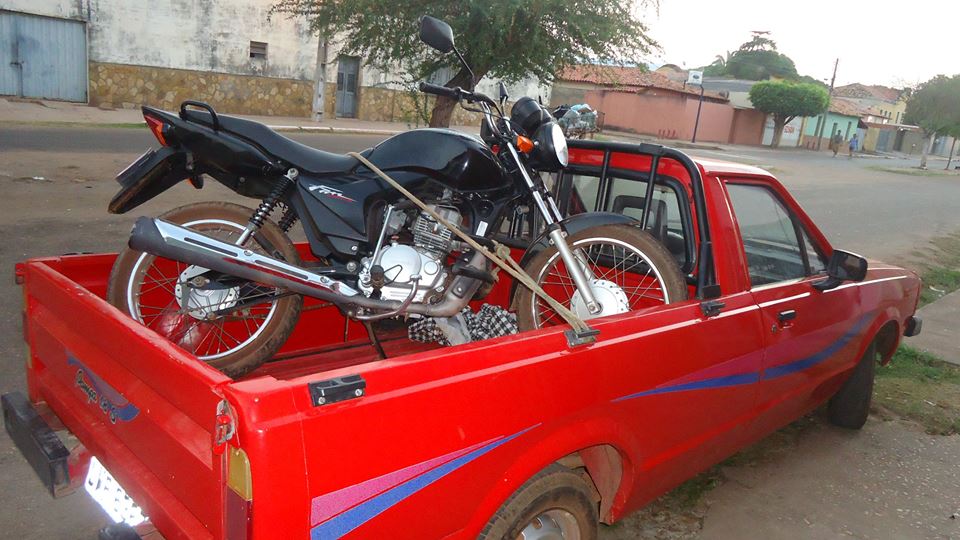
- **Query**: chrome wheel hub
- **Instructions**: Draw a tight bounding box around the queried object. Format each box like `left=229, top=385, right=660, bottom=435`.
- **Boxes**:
left=518, top=509, right=580, bottom=540
left=174, top=265, right=240, bottom=320
left=570, top=278, right=630, bottom=320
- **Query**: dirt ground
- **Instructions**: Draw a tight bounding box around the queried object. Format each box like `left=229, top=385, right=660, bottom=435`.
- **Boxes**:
left=2, top=127, right=960, bottom=539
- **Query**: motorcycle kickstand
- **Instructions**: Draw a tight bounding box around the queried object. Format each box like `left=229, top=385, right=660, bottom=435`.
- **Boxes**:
left=362, top=321, right=387, bottom=360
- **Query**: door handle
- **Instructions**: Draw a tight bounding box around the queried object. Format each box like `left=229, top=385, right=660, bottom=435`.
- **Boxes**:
left=778, top=309, right=797, bottom=323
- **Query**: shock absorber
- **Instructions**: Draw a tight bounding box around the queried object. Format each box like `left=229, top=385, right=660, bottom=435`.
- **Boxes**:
left=236, top=168, right=298, bottom=245
left=277, top=205, right=299, bottom=232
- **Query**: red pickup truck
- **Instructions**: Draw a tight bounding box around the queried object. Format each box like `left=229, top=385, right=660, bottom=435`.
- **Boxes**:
left=6, top=140, right=922, bottom=540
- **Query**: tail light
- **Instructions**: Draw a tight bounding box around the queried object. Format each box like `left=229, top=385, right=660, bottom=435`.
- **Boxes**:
left=144, top=115, right=169, bottom=146
left=225, top=446, right=253, bottom=540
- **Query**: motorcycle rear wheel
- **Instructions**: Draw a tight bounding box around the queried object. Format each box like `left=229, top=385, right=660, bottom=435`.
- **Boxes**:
left=107, top=202, right=303, bottom=377
left=514, top=224, right=688, bottom=331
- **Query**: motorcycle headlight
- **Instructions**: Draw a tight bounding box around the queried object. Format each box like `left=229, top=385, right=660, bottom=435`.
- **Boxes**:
left=533, top=122, right=568, bottom=171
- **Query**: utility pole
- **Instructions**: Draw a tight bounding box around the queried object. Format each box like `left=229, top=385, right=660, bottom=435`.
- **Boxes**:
left=815, top=58, right=838, bottom=151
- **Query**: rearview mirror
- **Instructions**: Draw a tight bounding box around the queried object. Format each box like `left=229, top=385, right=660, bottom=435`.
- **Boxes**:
left=813, top=249, right=868, bottom=291
left=419, top=16, right=454, bottom=53
left=498, top=81, right=509, bottom=104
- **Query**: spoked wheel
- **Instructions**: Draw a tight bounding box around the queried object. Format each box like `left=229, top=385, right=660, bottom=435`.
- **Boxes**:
left=515, top=224, right=687, bottom=331
left=107, top=202, right=302, bottom=377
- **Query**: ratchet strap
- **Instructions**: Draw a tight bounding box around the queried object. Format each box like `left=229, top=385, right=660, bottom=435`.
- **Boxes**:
left=347, top=152, right=596, bottom=343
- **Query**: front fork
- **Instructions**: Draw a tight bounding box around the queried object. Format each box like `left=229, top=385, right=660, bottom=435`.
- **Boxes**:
left=506, top=143, right=600, bottom=314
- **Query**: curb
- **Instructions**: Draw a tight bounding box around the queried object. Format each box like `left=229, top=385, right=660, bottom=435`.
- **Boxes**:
left=268, top=125, right=403, bottom=136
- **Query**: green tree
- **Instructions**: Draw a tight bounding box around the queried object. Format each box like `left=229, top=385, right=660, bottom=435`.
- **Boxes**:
left=698, top=33, right=799, bottom=81
left=749, top=81, right=829, bottom=147
left=903, top=74, right=960, bottom=169
left=273, top=0, right=658, bottom=127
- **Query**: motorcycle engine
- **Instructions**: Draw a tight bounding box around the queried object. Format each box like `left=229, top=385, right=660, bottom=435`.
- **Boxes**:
left=358, top=205, right=462, bottom=302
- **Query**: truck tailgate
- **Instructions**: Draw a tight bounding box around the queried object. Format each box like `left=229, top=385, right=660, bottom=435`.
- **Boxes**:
left=20, top=256, right=231, bottom=539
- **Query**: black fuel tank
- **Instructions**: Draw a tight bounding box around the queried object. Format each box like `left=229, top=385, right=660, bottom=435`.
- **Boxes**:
left=365, top=129, right=509, bottom=194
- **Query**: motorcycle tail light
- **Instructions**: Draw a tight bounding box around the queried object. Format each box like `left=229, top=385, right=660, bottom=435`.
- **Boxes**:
left=144, top=115, right=169, bottom=146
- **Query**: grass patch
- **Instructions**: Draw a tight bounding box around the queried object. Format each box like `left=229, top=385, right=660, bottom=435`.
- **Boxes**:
left=868, top=165, right=960, bottom=177
left=874, top=346, right=960, bottom=435
left=912, top=231, right=960, bottom=305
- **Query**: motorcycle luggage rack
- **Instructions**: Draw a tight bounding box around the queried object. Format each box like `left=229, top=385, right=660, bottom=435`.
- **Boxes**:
left=179, top=100, right=221, bottom=131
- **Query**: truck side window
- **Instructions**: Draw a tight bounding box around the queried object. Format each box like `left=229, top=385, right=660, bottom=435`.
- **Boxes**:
left=726, top=183, right=807, bottom=286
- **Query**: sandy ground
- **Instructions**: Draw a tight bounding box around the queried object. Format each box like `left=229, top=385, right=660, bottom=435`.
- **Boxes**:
left=1, top=127, right=958, bottom=539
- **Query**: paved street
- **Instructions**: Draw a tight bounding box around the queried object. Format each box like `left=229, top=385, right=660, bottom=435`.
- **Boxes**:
left=1, top=125, right=959, bottom=538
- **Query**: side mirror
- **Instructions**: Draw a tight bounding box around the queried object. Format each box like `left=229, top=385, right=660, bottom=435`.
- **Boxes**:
left=498, top=81, right=509, bottom=105
left=419, top=16, right=455, bottom=53
left=812, top=249, right=868, bottom=291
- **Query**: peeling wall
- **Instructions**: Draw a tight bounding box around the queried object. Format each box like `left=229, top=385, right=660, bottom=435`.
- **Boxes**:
left=9, top=0, right=319, bottom=81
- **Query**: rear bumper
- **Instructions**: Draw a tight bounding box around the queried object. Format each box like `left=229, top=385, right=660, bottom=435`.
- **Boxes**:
left=2, top=392, right=73, bottom=497
left=904, top=315, right=922, bottom=337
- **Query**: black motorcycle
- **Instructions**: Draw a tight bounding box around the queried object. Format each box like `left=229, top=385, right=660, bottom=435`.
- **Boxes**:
left=107, top=16, right=685, bottom=376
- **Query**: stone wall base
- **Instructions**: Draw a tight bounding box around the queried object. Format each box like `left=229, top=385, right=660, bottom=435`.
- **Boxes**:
left=89, top=61, right=314, bottom=117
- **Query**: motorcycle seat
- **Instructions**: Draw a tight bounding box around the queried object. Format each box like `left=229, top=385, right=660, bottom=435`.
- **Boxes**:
left=183, top=110, right=359, bottom=175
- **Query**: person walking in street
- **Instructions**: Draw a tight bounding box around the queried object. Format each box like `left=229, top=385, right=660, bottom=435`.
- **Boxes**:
left=832, top=130, right=843, bottom=157
left=848, top=133, right=859, bottom=158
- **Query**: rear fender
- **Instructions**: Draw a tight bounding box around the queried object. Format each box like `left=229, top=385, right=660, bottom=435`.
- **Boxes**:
left=462, top=416, right=636, bottom=535
left=108, top=146, right=188, bottom=214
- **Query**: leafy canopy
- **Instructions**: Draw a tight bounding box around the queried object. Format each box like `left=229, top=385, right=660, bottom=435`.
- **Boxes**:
left=272, top=0, right=658, bottom=86
left=904, top=74, right=960, bottom=136
left=702, top=33, right=799, bottom=81
left=749, top=81, right=829, bottom=121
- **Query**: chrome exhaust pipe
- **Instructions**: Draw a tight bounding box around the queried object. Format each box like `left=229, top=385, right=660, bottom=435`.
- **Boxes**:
left=127, top=217, right=484, bottom=317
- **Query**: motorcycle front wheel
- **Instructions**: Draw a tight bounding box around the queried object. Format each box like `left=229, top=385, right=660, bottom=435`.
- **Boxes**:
left=513, top=224, right=688, bottom=331
left=106, top=202, right=303, bottom=377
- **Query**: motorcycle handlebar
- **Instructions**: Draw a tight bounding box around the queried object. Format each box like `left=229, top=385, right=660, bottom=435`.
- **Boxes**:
left=419, top=82, right=459, bottom=99
left=418, top=82, right=497, bottom=107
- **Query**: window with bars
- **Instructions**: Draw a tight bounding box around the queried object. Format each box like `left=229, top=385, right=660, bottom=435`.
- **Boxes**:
left=250, top=41, right=268, bottom=59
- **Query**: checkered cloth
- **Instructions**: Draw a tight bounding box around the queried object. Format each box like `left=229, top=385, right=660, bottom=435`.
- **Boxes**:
left=408, top=304, right=518, bottom=346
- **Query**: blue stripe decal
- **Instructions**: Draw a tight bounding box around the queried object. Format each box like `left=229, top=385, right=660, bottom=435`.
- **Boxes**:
left=761, top=314, right=870, bottom=380
left=615, top=313, right=872, bottom=402
left=614, top=372, right=759, bottom=401
left=310, top=424, right=539, bottom=540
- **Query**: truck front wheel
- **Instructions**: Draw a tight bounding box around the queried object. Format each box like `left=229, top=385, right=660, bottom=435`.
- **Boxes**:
left=827, top=342, right=877, bottom=429
left=480, top=465, right=598, bottom=540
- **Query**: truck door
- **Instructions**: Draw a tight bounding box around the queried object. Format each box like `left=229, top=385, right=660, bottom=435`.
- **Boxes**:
left=723, top=181, right=863, bottom=433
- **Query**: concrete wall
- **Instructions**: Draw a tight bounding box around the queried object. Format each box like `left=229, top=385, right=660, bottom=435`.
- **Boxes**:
left=729, top=108, right=766, bottom=146
left=578, top=88, right=762, bottom=145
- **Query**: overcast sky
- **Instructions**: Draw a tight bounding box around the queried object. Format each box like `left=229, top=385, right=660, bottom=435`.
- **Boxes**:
left=641, top=0, right=960, bottom=88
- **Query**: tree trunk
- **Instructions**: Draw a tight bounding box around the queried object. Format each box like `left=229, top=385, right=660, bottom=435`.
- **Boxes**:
left=428, top=67, right=481, bottom=128
left=946, top=138, right=957, bottom=170
left=920, top=133, right=933, bottom=169
left=771, top=117, right=785, bottom=148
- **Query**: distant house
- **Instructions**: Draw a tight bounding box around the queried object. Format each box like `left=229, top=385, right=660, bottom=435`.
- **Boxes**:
left=800, top=98, right=867, bottom=149
left=552, top=65, right=766, bottom=145
left=833, top=83, right=908, bottom=125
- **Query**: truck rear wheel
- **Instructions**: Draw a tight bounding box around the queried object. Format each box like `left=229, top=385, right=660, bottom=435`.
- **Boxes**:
left=106, top=202, right=302, bottom=378
left=514, top=224, right=688, bottom=331
left=480, top=465, right=598, bottom=540
left=828, top=342, right=877, bottom=429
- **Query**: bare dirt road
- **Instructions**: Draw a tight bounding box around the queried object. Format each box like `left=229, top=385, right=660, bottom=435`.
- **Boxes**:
left=2, top=125, right=958, bottom=539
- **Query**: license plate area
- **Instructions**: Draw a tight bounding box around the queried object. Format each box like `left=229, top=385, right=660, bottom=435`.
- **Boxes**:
left=85, top=456, right=148, bottom=527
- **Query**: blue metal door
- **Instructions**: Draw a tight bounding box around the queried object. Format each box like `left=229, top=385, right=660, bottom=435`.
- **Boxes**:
left=0, top=11, right=87, bottom=102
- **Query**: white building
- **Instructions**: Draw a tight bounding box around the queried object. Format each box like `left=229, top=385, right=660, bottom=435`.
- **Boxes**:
left=1, top=1, right=548, bottom=122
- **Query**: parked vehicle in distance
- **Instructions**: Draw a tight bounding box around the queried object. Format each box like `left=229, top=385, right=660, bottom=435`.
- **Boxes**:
left=6, top=137, right=922, bottom=539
